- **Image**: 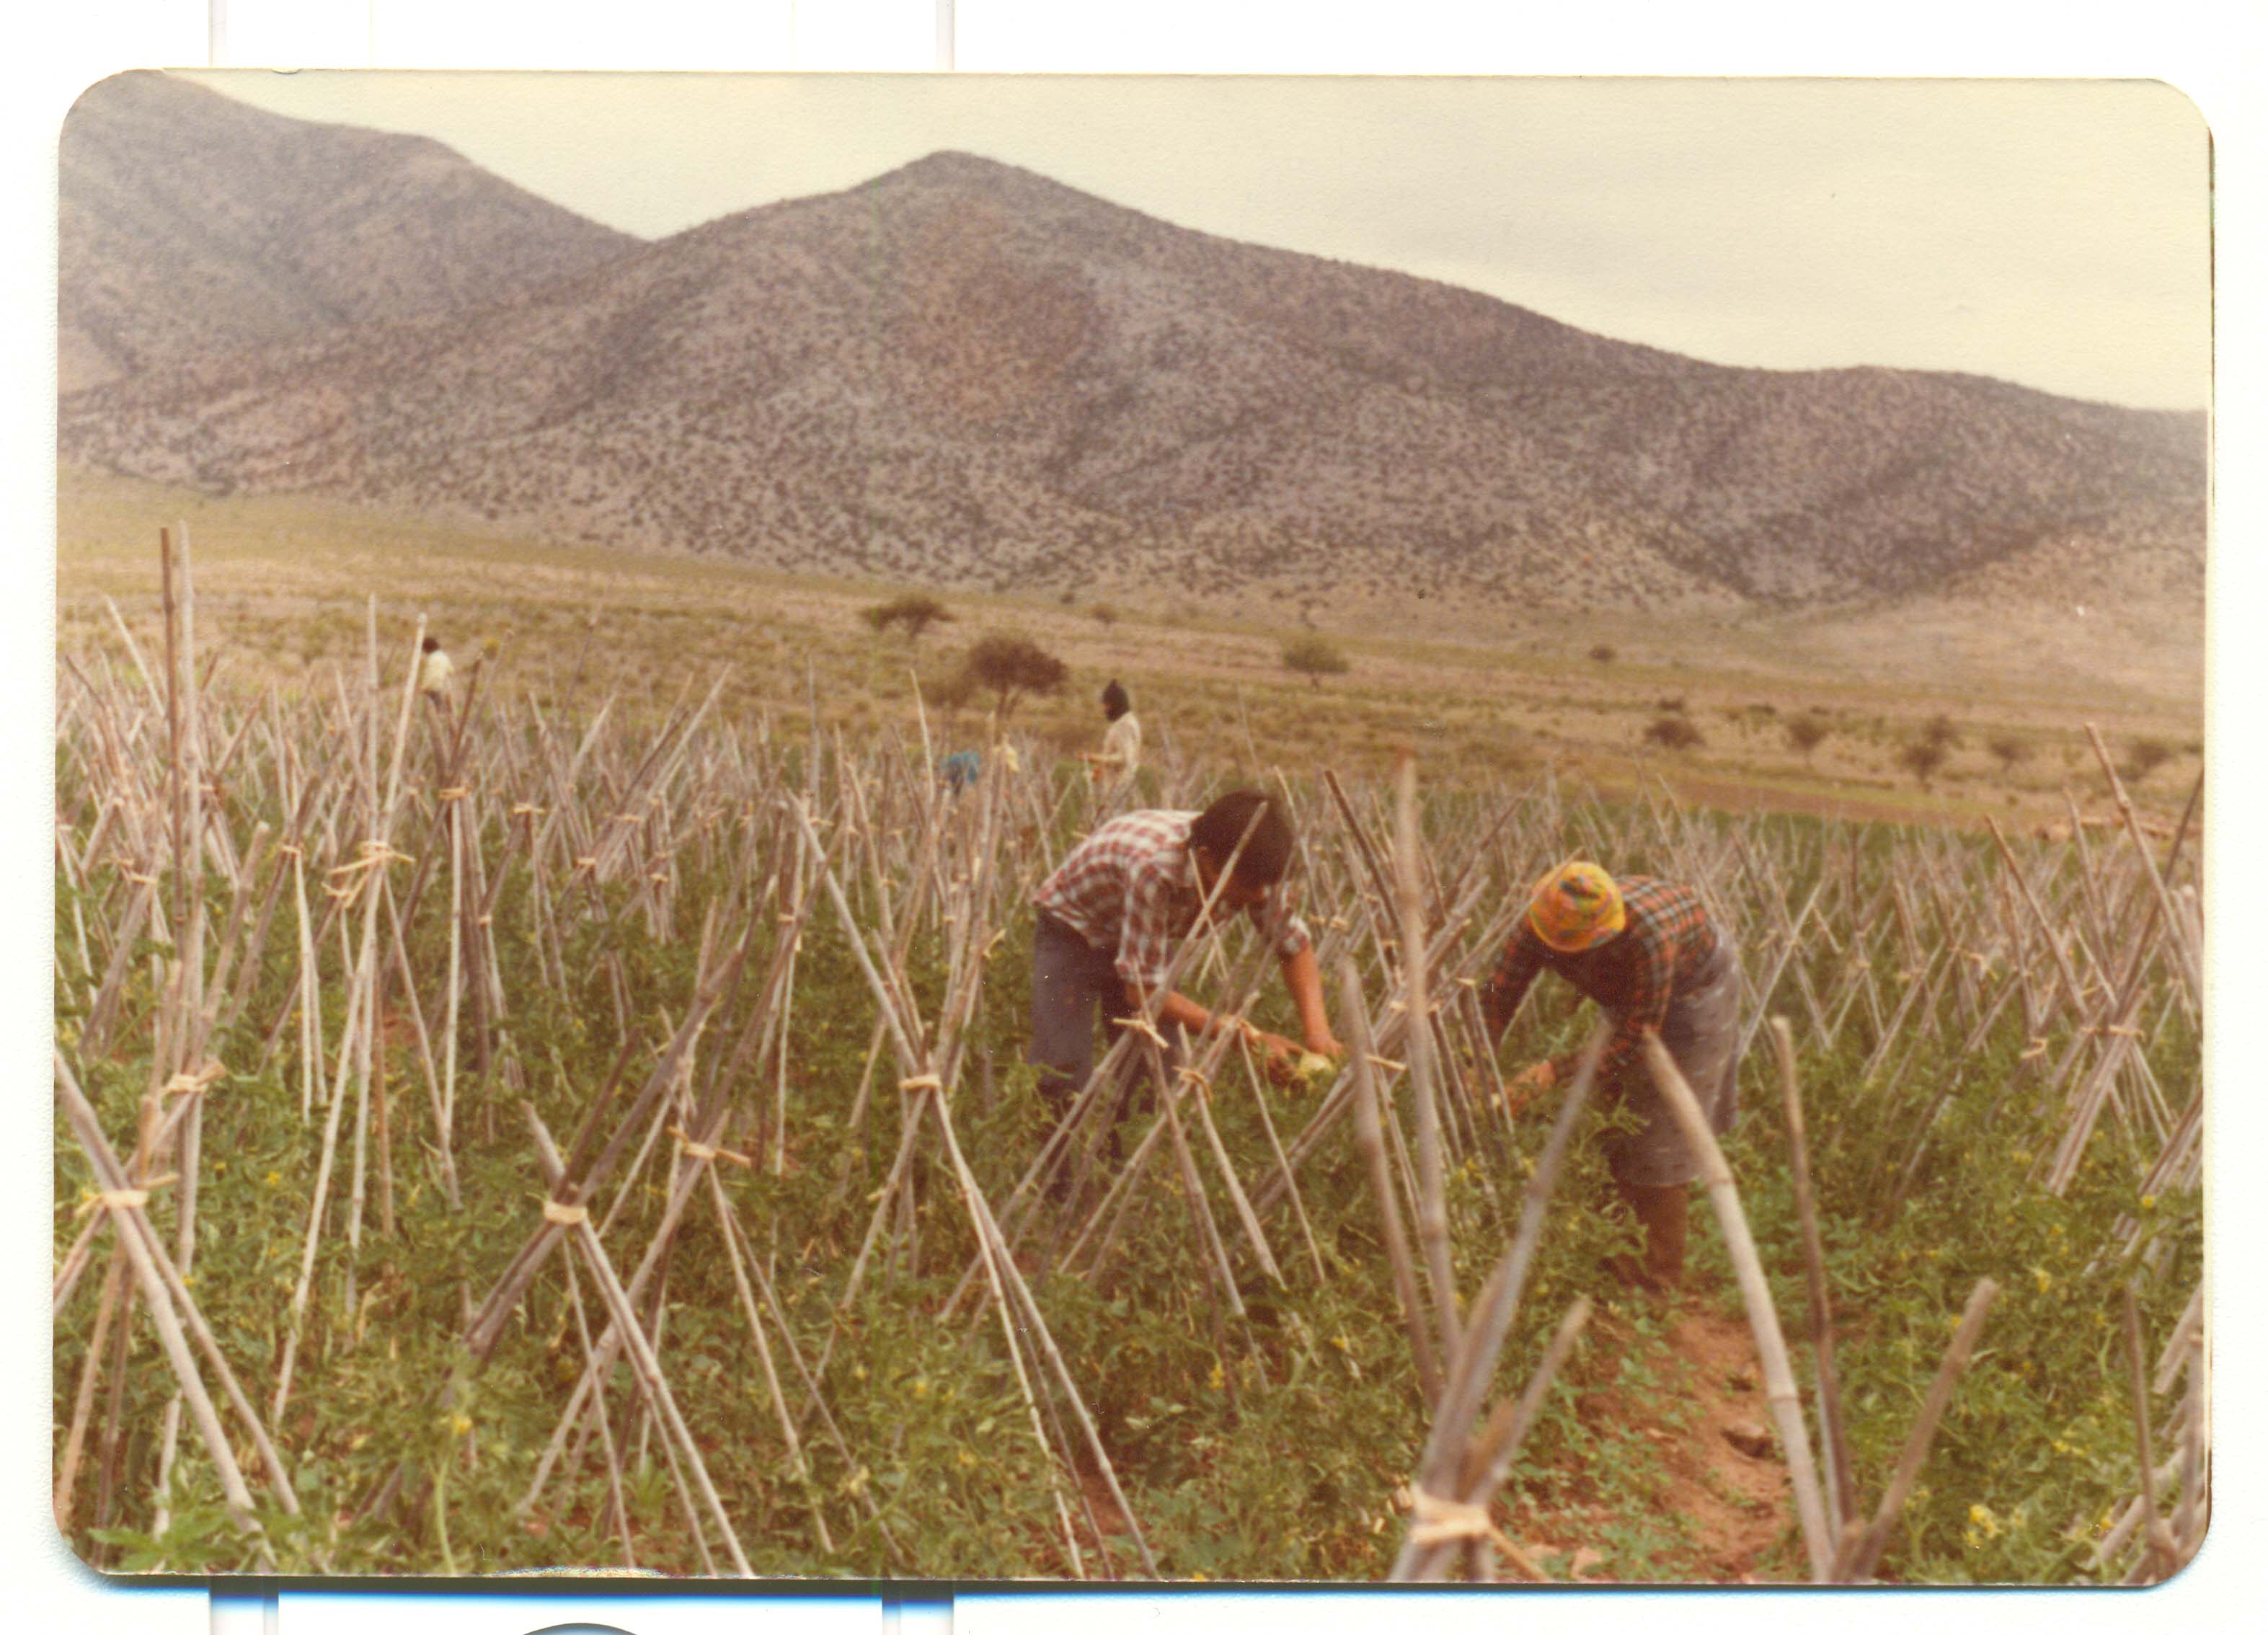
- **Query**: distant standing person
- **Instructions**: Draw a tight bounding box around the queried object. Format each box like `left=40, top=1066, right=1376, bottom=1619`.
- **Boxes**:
left=1479, top=861, right=1741, bottom=1295
left=1027, top=792, right=1341, bottom=1161
left=1083, top=679, right=1142, bottom=805
left=417, top=634, right=454, bottom=717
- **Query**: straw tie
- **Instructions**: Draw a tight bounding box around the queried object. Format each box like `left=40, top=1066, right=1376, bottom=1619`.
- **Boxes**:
left=76, top=1174, right=174, bottom=1217
left=668, top=1126, right=752, bottom=1169
left=899, top=1073, right=945, bottom=1097
left=161, top=1060, right=228, bottom=1097
left=541, top=1198, right=590, bottom=1227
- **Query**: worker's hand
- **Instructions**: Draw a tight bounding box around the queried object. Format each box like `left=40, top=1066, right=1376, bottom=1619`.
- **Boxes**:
left=1500, top=1059, right=1557, bottom=1117
left=1251, top=1029, right=1305, bottom=1087
left=1303, top=1029, right=1345, bottom=1062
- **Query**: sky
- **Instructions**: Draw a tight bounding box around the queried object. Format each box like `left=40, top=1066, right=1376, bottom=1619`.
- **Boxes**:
left=185, top=70, right=2212, bottom=412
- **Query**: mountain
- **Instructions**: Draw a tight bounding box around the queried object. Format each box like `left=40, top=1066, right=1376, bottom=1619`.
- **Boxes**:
left=58, top=71, right=640, bottom=394
left=58, top=146, right=2205, bottom=618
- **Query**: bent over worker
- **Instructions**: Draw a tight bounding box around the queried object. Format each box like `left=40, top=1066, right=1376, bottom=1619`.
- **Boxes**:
left=1027, top=792, right=1342, bottom=1143
left=1479, top=861, right=1741, bottom=1294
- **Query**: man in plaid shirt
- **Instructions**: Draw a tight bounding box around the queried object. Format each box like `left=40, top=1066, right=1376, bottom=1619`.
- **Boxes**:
left=1029, top=792, right=1342, bottom=1169
left=1481, top=861, right=1742, bottom=1294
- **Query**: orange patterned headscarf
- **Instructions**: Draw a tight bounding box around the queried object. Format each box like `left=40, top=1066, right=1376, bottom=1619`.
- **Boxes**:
left=1527, top=861, right=1626, bottom=952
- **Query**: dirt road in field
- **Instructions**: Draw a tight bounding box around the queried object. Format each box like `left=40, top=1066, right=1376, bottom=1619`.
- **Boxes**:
left=1515, top=1300, right=1802, bottom=1584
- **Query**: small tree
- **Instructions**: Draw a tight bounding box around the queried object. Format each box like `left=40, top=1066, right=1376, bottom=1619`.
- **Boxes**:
left=862, top=592, right=955, bottom=642
left=961, top=634, right=1069, bottom=719
left=1643, top=715, right=1704, bottom=752
left=1588, top=644, right=1616, bottom=665
left=1986, top=733, right=2032, bottom=774
left=1921, top=713, right=1962, bottom=750
left=1897, top=738, right=1949, bottom=789
left=1090, top=603, right=1119, bottom=629
left=1786, top=715, right=1830, bottom=764
left=1282, top=634, right=1352, bottom=690
left=2123, top=737, right=2176, bottom=783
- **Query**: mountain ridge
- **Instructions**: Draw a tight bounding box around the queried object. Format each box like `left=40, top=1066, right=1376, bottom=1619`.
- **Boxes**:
left=57, top=104, right=2205, bottom=623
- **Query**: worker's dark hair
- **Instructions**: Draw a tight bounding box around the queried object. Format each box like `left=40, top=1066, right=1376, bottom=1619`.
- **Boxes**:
left=421, top=635, right=440, bottom=653
left=1189, top=791, right=1295, bottom=887
left=1101, top=679, right=1130, bottom=721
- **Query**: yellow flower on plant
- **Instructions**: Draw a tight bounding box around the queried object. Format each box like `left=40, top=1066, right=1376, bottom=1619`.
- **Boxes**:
left=2034, top=1268, right=2053, bottom=1293
left=1208, top=1362, right=1225, bottom=1391
left=1969, top=1503, right=2001, bottom=1538
left=448, top=1412, right=472, bottom=1437
left=957, top=1448, right=977, bottom=1469
left=265, top=1170, right=283, bottom=1186
left=2140, top=1195, right=2157, bottom=1210
left=910, top=1378, right=929, bottom=1399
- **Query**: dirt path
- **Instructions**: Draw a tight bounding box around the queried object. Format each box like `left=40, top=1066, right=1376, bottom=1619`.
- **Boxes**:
left=1515, top=1298, right=1802, bottom=1584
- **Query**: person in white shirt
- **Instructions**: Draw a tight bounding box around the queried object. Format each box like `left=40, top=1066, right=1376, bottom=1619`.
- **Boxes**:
left=417, top=635, right=454, bottom=715
left=1084, top=679, right=1141, bottom=805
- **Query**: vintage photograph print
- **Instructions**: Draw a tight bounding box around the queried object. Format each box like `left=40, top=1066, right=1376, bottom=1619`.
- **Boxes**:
left=50, top=71, right=2205, bottom=1583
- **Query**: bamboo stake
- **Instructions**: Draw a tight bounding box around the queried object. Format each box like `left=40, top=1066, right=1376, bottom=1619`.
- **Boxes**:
left=1644, top=1032, right=1834, bottom=1582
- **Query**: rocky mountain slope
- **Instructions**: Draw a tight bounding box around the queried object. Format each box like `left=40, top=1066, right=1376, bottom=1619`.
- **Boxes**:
left=59, top=71, right=639, bottom=394
left=59, top=137, right=2205, bottom=619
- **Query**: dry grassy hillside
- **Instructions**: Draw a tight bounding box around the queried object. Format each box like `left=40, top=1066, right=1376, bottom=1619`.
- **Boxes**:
left=58, top=71, right=639, bottom=393
left=61, top=146, right=2203, bottom=626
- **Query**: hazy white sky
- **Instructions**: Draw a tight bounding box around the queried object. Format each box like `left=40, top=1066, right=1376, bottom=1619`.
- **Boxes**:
left=183, top=71, right=2210, bottom=410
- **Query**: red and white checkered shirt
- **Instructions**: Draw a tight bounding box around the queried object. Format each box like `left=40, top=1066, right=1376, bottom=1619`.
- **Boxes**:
left=1033, top=809, right=1313, bottom=991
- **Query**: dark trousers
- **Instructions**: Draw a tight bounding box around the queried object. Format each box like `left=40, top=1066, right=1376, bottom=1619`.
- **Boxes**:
left=1028, top=913, right=1172, bottom=1132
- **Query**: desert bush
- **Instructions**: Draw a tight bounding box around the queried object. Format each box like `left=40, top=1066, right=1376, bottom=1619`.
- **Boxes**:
left=1588, top=644, right=1616, bottom=664
left=1642, top=714, right=1704, bottom=751
left=2122, top=737, right=2175, bottom=783
left=1921, top=713, right=1962, bottom=750
left=1090, top=603, right=1119, bottom=628
left=862, top=591, right=955, bottom=642
left=1898, top=737, right=1950, bottom=789
left=962, top=632, right=1070, bottom=718
left=1281, top=634, right=1352, bottom=689
left=1985, top=733, right=2032, bottom=773
left=1786, top=715, right=1831, bottom=762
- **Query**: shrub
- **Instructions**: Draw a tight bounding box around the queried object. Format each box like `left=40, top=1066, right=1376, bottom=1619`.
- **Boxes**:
left=1642, top=714, right=1704, bottom=752
left=2123, top=737, right=2175, bottom=783
left=1786, top=716, right=1830, bottom=762
left=1921, top=713, right=1962, bottom=750
left=1090, top=604, right=1119, bottom=628
left=1986, top=733, right=2032, bottom=773
left=1588, top=644, right=1616, bottom=665
left=1282, top=634, right=1352, bottom=689
left=1897, top=737, right=1949, bottom=789
left=961, top=633, right=1070, bottom=719
left=862, top=592, right=954, bottom=642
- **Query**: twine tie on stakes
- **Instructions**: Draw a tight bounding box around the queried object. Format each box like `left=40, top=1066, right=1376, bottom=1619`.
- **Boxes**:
left=161, top=1060, right=228, bottom=1096
left=436, top=786, right=470, bottom=802
left=541, top=1198, right=590, bottom=1228
left=899, top=1074, right=944, bottom=1097
left=2019, top=1038, right=2050, bottom=1061
left=123, top=870, right=159, bottom=886
left=1111, top=1014, right=1171, bottom=1049
left=510, top=802, right=545, bottom=819
left=1407, top=1486, right=1491, bottom=1543
left=668, top=1126, right=753, bottom=1169
left=76, top=1174, right=175, bottom=1217
left=573, top=856, right=598, bottom=873
left=611, top=812, right=644, bottom=825
left=276, top=843, right=304, bottom=859
left=1368, top=1055, right=1406, bottom=1075
left=1175, top=1065, right=1212, bottom=1101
